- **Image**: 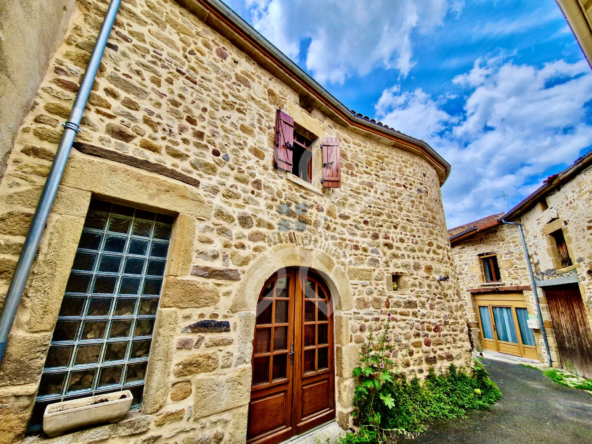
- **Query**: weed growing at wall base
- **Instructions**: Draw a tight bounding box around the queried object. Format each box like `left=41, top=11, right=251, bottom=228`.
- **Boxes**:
left=341, top=315, right=502, bottom=443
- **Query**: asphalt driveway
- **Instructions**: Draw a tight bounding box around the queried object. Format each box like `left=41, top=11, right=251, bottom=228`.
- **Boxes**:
left=401, top=358, right=592, bottom=444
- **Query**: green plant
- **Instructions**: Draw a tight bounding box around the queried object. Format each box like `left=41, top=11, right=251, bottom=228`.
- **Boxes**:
left=520, top=364, right=539, bottom=370
left=542, top=369, right=570, bottom=387
left=346, top=316, right=502, bottom=441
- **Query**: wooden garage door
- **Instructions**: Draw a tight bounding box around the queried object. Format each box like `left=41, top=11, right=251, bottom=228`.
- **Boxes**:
left=545, top=284, right=592, bottom=379
left=247, top=269, right=335, bottom=444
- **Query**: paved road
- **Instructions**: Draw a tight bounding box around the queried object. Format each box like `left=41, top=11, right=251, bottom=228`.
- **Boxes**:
left=401, top=359, right=592, bottom=444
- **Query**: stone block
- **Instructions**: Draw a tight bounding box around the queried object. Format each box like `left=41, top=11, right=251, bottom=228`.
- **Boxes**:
left=191, top=266, right=241, bottom=280
left=0, top=332, right=52, bottom=387
left=154, top=408, right=185, bottom=427
left=227, top=405, right=249, bottom=444
left=173, top=352, right=219, bottom=377
left=115, top=415, right=151, bottom=437
left=171, top=381, right=192, bottom=402
left=182, top=320, right=231, bottom=333
left=0, top=394, right=34, bottom=444
left=337, top=377, right=356, bottom=408
left=167, top=214, right=195, bottom=277
left=161, top=278, right=220, bottom=308
left=205, top=337, right=234, bottom=347
left=235, top=312, right=256, bottom=366
left=193, top=367, right=251, bottom=419
left=347, top=268, right=373, bottom=281
left=336, top=345, right=359, bottom=378
left=143, top=309, right=178, bottom=414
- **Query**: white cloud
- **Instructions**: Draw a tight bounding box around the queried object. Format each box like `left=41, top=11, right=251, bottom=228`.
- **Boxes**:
left=245, top=0, right=453, bottom=84
left=375, top=58, right=592, bottom=228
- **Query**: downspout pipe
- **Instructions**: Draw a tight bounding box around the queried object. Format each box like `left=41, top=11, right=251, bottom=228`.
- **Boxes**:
left=501, top=219, right=552, bottom=366
left=0, top=0, right=122, bottom=365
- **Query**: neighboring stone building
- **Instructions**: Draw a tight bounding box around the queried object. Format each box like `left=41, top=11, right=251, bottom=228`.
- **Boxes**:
left=450, top=151, right=592, bottom=379
left=0, top=1, right=471, bottom=443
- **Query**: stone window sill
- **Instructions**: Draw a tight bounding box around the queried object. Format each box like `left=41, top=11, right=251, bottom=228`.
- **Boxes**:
left=555, top=264, right=578, bottom=274
left=480, top=282, right=505, bottom=287
left=286, top=173, right=323, bottom=195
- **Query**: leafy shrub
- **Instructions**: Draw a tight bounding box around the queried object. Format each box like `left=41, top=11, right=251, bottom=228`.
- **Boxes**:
left=341, top=314, right=502, bottom=442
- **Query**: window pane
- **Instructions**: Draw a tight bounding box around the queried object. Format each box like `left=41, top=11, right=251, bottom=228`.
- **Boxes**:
left=124, top=258, right=145, bottom=275
left=87, top=298, right=112, bottom=317
left=78, top=232, right=102, bottom=251
left=114, top=298, right=137, bottom=316
left=276, top=277, right=289, bottom=298
left=134, top=319, right=155, bottom=337
left=53, top=321, right=80, bottom=341
left=109, top=320, right=132, bottom=338
left=129, top=239, right=149, bottom=256
left=98, top=255, right=122, bottom=273
left=272, top=355, right=287, bottom=380
left=305, top=301, right=315, bottom=322
left=104, top=236, right=127, bottom=253
left=516, top=308, right=536, bottom=347
left=256, top=299, right=273, bottom=324
left=72, top=252, right=96, bottom=271
left=493, top=307, right=518, bottom=343
left=108, top=216, right=131, bottom=234
left=139, top=298, right=158, bottom=315
left=479, top=307, right=494, bottom=340
left=75, top=344, right=102, bottom=365
left=131, top=340, right=151, bottom=359
left=304, top=279, right=316, bottom=299
left=65, top=273, right=91, bottom=293
left=275, top=300, right=288, bottom=324
left=68, top=369, right=96, bottom=393
left=99, top=365, right=123, bottom=387
left=317, top=301, right=328, bottom=321
left=82, top=321, right=107, bottom=340
left=304, top=349, right=315, bottom=373
left=143, top=279, right=162, bottom=295
left=274, top=327, right=287, bottom=351
left=150, top=242, right=168, bottom=258
left=45, top=346, right=73, bottom=368
left=318, top=348, right=328, bottom=370
left=304, top=325, right=315, bottom=347
left=153, top=223, right=172, bottom=240
left=318, top=324, right=328, bottom=345
left=126, top=362, right=147, bottom=382
left=253, top=356, right=269, bottom=385
left=59, top=298, right=85, bottom=317
left=38, top=373, right=66, bottom=396
left=147, top=260, right=166, bottom=276
left=84, top=210, right=108, bottom=230
left=105, top=342, right=128, bottom=362
left=255, top=329, right=271, bottom=354
left=93, top=276, right=117, bottom=294
left=120, top=278, right=141, bottom=295
left=133, top=220, right=153, bottom=237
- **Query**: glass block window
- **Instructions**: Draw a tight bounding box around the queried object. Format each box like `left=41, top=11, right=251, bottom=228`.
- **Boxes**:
left=28, top=200, right=174, bottom=432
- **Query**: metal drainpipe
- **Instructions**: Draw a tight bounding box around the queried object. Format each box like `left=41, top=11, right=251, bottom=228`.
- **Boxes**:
left=501, top=219, right=552, bottom=366
left=0, top=0, right=122, bottom=365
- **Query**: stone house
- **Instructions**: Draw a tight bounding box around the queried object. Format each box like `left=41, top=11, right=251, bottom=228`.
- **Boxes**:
left=0, top=0, right=471, bottom=443
left=450, top=151, right=592, bottom=378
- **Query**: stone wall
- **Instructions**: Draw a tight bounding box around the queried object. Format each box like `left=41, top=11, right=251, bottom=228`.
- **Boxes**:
left=0, top=0, right=471, bottom=443
left=0, top=0, right=77, bottom=179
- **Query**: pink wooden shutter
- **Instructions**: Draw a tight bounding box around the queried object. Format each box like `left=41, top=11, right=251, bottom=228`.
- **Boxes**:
left=322, top=137, right=341, bottom=188
left=274, top=110, right=294, bottom=172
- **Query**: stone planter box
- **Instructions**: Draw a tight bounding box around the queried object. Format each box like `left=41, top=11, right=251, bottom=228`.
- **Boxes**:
left=43, top=391, right=133, bottom=437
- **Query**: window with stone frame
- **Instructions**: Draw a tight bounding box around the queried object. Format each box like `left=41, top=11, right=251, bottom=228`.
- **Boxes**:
left=481, top=255, right=501, bottom=283
left=27, top=200, right=173, bottom=432
left=550, top=229, right=572, bottom=268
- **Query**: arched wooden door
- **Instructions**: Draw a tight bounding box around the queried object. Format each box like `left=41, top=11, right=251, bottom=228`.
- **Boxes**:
left=247, top=268, right=335, bottom=444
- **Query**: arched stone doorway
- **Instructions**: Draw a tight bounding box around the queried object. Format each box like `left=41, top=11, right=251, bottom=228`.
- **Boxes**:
left=247, top=268, right=335, bottom=444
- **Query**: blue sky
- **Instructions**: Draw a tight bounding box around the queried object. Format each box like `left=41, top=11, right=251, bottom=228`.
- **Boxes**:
left=224, top=0, right=592, bottom=228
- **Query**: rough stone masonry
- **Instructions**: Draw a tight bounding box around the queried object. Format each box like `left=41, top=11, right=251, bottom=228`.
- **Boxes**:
left=0, top=0, right=471, bottom=443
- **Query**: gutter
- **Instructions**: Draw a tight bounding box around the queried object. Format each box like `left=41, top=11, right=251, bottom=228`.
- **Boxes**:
left=176, top=0, right=452, bottom=183
left=0, top=0, right=122, bottom=364
left=500, top=220, right=552, bottom=367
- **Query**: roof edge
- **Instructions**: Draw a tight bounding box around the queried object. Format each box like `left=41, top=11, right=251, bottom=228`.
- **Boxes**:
left=449, top=219, right=501, bottom=245
left=504, top=150, right=592, bottom=220
left=174, top=0, right=451, bottom=184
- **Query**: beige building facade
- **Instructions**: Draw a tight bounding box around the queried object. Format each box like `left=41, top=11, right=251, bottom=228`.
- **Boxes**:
left=0, top=1, right=471, bottom=443
left=450, top=152, right=592, bottom=378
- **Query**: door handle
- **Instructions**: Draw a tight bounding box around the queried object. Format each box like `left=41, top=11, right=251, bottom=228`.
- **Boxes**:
left=289, top=343, right=294, bottom=365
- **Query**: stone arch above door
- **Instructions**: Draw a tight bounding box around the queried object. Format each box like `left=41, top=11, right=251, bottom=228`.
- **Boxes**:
left=230, top=244, right=353, bottom=314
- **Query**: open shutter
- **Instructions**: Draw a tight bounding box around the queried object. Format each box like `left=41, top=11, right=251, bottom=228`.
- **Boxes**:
left=274, top=110, right=294, bottom=172
left=322, top=137, right=341, bottom=188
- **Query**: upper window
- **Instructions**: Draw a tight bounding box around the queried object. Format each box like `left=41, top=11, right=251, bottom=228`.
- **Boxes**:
left=481, top=255, right=501, bottom=283
left=28, top=200, right=173, bottom=432
left=551, top=229, right=572, bottom=268
left=274, top=110, right=341, bottom=188
left=292, top=130, right=313, bottom=182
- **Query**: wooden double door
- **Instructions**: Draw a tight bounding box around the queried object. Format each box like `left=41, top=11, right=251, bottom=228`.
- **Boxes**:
left=475, top=293, right=539, bottom=360
left=545, top=284, right=592, bottom=379
left=247, top=269, right=335, bottom=444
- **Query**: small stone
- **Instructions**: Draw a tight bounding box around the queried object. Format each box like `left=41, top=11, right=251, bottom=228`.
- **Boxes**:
left=88, top=92, right=112, bottom=109
left=170, top=381, right=192, bottom=402
left=107, top=72, right=149, bottom=99
left=177, top=338, right=195, bottom=349
left=173, top=352, right=219, bottom=377
left=44, top=102, right=70, bottom=119
left=139, top=138, right=162, bottom=153
left=115, top=415, right=151, bottom=437
left=51, top=78, right=80, bottom=92
left=248, top=231, right=266, bottom=242
left=237, top=213, right=254, bottom=229
left=21, top=145, right=55, bottom=161
left=106, top=123, right=136, bottom=143
left=239, top=123, right=254, bottom=135
left=34, top=114, right=59, bottom=127
left=154, top=408, right=185, bottom=427
left=182, top=320, right=231, bottom=333
left=222, top=153, right=230, bottom=162
left=215, top=47, right=228, bottom=60
left=33, top=127, right=62, bottom=144
left=122, top=97, right=140, bottom=110
left=235, top=73, right=251, bottom=89
left=205, top=337, right=234, bottom=347
left=190, top=266, right=241, bottom=281
left=194, top=335, right=205, bottom=349
left=220, top=351, right=233, bottom=369
left=166, top=145, right=189, bottom=160
left=190, top=159, right=218, bottom=175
